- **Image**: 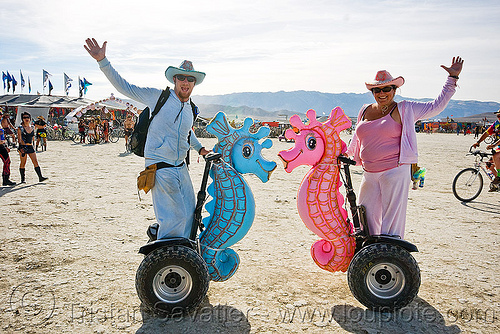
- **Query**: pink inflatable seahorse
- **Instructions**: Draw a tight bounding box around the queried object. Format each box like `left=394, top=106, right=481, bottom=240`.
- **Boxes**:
left=278, top=108, right=355, bottom=272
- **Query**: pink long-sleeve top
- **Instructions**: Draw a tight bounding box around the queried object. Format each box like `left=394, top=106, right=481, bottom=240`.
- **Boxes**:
left=347, top=76, right=458, bottom=166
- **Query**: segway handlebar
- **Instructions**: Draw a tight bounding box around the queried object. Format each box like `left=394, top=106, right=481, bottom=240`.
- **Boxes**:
left=204, top=152, right=222, bottom=162
left=468, top=145, right=493, bottom=158
left=338, top=155, right=357, bottom=165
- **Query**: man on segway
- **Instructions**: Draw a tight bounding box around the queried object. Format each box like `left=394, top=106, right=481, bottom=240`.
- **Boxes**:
left=84, top=38, right=210, bottom=240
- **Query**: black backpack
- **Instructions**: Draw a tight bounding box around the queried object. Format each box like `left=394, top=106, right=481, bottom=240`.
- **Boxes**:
left=129, top=87, right=199, bottom=157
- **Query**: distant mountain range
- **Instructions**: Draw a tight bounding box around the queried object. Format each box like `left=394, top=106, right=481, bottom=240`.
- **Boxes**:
left=192, top=90, right=500, bottom=122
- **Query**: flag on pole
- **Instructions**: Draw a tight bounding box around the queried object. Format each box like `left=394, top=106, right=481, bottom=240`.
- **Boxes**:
left=83, top=77, right=92, bottom=95
left=20, top=70, right=25, bottom=92
left=28, top=76, right=32, bottom=94
left=48, top=80, right=53, bottom=95
left=11, top=74, right=17, bottom=93
left=43, top=69, right=51, bottom=89
left=2, top=72, right=7, bottom=91
left=64, top=73, right=73, bottom=96
left=6, top=71, right=12, bottom=92
left=78, top=76, right=83, bottom=97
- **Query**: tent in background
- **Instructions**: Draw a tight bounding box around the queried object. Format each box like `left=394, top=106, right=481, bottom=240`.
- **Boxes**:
left=0, top=94, right=143, bottom=126
left=64, top=94, right=142, bottom=124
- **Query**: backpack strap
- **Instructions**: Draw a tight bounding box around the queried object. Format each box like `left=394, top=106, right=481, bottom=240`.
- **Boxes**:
left=186, top=98, right=199, bottom=167
left=189, top=98, right=199, bottom=122
left=150, top=87, right=171, bottom=121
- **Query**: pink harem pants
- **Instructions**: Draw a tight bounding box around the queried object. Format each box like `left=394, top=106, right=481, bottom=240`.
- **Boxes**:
left=358, top=164, right=411, bottom=238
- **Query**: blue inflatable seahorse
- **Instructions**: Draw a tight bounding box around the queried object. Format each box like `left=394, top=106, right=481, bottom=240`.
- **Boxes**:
left=199, top=112, right=276, bottom=281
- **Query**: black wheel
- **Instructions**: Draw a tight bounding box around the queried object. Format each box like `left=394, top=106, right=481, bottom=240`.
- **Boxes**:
left=484, top=135, right=494, bottom=145
left=109, top=132, right=119, bottom=143
left=452, top=168, right=483, bottom=202
left=135, top=245, right=209, bottom=316
left=347, top=243, right=420, bottom=311
left=71, top=133, right=80, bottom=144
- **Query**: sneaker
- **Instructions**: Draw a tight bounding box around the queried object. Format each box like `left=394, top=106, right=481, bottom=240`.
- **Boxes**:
left=147, top=223, right=159, bottom=242
left=492, top=176, right=500, bottom=185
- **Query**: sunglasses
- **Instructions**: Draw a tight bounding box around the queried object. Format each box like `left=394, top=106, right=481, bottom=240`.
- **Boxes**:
left=175, top=75, right=196, bottom=83
left=22, top=116, right=31, bottom=119
left=372, top=86, right=394, bottom=93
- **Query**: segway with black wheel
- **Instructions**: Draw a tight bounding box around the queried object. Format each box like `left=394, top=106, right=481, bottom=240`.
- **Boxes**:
left=135, top=152, right=222, bottom=316
left=338, top=156, right=421, bottom=311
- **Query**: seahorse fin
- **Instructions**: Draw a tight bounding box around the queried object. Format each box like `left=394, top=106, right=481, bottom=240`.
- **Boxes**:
left=207, top=112, right=232, bottom=138
left=327, top=107, right=351, bottom=133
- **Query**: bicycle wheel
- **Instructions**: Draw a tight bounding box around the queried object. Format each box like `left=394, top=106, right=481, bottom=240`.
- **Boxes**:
left=452, top=168, right=483, bottom=202
left=109, top=132, right=119, bottom=143
left=71, top=132, right=80, bottom=143
left=484, top=135, right=494, bottom=145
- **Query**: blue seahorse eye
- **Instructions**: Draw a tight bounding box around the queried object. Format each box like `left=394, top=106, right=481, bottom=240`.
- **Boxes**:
left=242, top=144, right=253, bottom=158
left=307, top=135, right=316, bottom=150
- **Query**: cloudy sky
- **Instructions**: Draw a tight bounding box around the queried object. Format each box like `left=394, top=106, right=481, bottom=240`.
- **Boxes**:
left=1, top=0, right=499, bottom=104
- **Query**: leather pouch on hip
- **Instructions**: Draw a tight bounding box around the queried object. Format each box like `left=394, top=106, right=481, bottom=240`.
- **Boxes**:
left=137, top=164, right=157, bottom=194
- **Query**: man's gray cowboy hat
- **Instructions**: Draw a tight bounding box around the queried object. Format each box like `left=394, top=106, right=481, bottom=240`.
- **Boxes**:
left=365, top=70, right=404, bottom=90
left=165, top=60, right=206, bottom=86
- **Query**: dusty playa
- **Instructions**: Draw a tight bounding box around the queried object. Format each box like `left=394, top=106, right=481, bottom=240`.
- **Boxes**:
left=0, top=132, right=498, bottom=333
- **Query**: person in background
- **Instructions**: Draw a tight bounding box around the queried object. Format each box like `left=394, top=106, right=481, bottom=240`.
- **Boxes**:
left=0, top=117, right=16, bottom=186
left=472, top=109, right=500, bottom=187
left=346, top=56, right=463, bottom=239
left=474, top=125, right=481, bottom=139
left=87, top=118, right=96, bottom=143
left=78, top=118, right=87, bottom=143
left=123, top=114, right=134, bottom=150
left=34, top=116, right=48, bottom=151
left=102, top=118, right=110, bottom=143
left=17, top=112, right=48, bottom=183
left=1, top=112, right=16, bottom=147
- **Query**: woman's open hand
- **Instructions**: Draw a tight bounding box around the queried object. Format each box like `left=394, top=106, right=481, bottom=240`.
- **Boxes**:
left=441, top=56, right=464, bottom=77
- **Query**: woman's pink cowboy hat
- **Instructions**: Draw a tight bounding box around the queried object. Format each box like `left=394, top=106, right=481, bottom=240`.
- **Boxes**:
left=365, top=70, right=405, bottom=90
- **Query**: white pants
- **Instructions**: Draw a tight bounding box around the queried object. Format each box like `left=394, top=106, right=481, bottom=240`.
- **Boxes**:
left=358, top=164, right=411, bottom=238
left=152, top=165, right=196, bottom=239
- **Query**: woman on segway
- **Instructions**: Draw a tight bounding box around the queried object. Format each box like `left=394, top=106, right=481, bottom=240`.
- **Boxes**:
left=346, top=56, right=464, bottom=239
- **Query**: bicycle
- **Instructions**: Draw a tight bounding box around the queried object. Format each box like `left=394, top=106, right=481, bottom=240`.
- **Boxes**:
left=5, top=133, right=17, bottom=148
left=452, top=147, right=498, bottom=202
left=72, top=130, right=85, bottom=144
left=108, top=127, right=120, bottom=143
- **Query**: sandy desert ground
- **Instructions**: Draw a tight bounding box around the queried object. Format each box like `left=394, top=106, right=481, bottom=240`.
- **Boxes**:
left=0, top=131, right=498, bottom=334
